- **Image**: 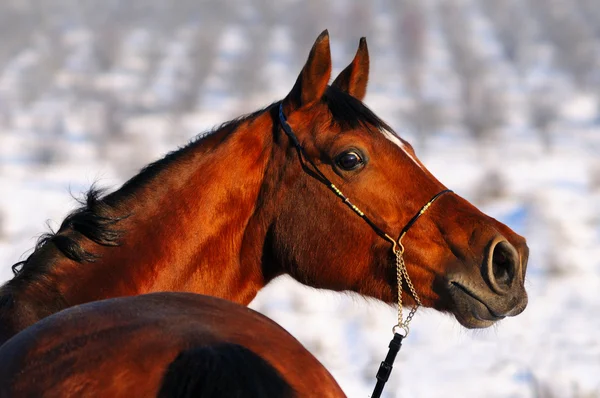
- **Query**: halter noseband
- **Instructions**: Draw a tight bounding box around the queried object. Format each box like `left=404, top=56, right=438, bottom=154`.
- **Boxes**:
left=279, top=103, right=452, bottom=397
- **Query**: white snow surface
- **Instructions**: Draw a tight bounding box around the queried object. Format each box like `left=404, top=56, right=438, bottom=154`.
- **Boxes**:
left=0, top=1, right=599, bottom=397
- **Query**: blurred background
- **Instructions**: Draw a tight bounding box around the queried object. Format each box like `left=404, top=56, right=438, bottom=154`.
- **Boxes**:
left=0, top=0, right=598, bottom=397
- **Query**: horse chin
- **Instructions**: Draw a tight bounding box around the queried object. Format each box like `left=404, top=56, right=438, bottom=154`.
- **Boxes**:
left=453, top=311, right=498, bottom=329
left=447, top=282, right=509, bottom=329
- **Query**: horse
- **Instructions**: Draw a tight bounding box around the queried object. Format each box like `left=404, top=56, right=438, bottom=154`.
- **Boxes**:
left=0, top=292, right=344, bottom=397
left=1, top=30, right=529, bottom=348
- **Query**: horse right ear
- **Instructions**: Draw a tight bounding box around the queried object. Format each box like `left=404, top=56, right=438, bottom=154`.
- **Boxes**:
left=283, top=30, right=332, bottom=111
left=332, top=37, right=369, bottom=100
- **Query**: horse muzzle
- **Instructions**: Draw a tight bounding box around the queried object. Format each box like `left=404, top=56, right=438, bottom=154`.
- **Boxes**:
left=446, top=236, right=529, bottom=328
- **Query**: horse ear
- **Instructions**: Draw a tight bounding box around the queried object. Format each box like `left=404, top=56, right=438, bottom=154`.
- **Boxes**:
left=284, top=30, right=332, bottom=110
left=332, top=37, right=369, bottom=100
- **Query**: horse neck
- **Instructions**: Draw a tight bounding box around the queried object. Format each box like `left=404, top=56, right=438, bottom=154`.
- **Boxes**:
left=1, top=108, right=278, bottom=343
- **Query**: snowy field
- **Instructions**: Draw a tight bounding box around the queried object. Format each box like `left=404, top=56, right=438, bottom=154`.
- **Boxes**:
left=1, top=1, right=599, bottom=397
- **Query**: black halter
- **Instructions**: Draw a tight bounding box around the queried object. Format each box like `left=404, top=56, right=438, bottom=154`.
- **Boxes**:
left=278, top=103, right=452, bottom=397
left=278, top=103, right=451, bottom=247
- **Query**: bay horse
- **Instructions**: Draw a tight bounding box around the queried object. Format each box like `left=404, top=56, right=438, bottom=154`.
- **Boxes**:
left=0, top=293, right=344, bottom=397
left=1, top=31, right=528, bottom=348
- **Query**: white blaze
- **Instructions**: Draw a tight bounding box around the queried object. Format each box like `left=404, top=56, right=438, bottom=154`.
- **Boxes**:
left=380, top=128, right=424, bottom=170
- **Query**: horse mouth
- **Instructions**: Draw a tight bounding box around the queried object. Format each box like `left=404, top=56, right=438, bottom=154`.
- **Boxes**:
left=448, top=282, right=507, bottom=328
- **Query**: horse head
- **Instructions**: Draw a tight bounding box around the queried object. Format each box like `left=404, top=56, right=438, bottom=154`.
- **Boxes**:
left=265, top=31, right=528, bottom=328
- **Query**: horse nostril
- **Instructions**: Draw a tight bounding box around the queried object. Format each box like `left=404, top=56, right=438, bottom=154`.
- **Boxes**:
left=487, top=239, right=518, bottom=293
left=492, top=249, right=510, bottom=283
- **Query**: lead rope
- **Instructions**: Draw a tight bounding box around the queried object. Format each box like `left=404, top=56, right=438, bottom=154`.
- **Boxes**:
left=277, top=103, right=452, bottom=397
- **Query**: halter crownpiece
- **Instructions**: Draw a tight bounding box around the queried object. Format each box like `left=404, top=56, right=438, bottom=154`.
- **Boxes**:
left=278, top=103, right=452, bottom=398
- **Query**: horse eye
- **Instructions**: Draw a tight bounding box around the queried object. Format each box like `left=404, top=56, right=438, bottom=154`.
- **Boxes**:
left=336, top=151, right=364, bottom=171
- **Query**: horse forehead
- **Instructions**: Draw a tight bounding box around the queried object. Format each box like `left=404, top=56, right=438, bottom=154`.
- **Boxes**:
left=379, top=128, right=424, bottom=171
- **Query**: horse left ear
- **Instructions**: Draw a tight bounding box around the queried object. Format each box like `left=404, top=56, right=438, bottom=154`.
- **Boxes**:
left=332, top=37, right=369, bottom=100
left=284, top=30, right=332, bottom=110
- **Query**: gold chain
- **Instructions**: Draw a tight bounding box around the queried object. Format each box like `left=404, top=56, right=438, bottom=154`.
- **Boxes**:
left=392, top=242, right=422, bottom=337
left=332, top=179, right=431, bottom=337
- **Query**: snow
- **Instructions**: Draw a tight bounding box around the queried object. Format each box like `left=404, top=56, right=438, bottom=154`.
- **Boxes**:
left=1, top=1, right=599, bottom=397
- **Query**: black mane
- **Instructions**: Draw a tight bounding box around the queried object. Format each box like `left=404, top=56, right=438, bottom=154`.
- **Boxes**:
left=11, top=187, right=125, bottom=276
left=158, top=343, right=295, bottom=398
left=323, top=86, right=392, bottom=132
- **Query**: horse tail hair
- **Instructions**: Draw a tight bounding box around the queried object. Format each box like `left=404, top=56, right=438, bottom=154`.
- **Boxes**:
left=157, top=343, right=296, bottom=398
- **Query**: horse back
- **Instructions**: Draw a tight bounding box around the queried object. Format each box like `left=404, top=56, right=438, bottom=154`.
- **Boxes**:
left=0, top=293, right=345, bottom=397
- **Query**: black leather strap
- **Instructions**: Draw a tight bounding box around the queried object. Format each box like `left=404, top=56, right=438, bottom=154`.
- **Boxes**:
left=372, top=333, right=403, bottom=398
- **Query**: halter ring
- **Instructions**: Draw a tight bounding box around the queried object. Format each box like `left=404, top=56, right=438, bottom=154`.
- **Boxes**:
left=392, top=323, right=409, bottom=337
left=384, top=234, right=405, bottom=255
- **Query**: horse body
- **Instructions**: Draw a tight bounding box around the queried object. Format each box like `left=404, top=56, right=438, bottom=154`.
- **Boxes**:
left=0, top=293, right=344, bottom=397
